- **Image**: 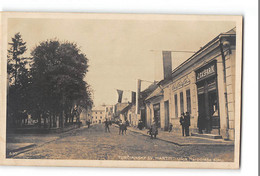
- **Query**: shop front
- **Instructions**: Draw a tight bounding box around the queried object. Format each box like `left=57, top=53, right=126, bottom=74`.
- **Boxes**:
left=196, top=61, right=220, bottom=134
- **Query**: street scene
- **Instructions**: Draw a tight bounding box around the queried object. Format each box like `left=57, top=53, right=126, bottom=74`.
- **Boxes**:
left=4, top=14, right=241, bottom=164
left=7, top=124, right=234, bottom=161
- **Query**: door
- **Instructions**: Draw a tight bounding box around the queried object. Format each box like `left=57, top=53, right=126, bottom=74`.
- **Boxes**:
left=164, top=101, right=169, bottom=131
left=141, top=109, right=146, bottom=127
left=153, top=104, right=161, bottom=128
left=208, top=90, right=220, bottom=133
left=197, top=78, right=219, bottom=133
left=198, top=93, right=206, bottom=132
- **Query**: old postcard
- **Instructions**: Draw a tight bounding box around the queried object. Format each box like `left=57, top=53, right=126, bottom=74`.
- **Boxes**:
left=0, top=12, right=242, bottom=169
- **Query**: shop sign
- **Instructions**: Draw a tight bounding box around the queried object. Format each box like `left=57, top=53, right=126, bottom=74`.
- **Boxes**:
left=196, top=62, right=216, bottom=82
left=172, top=76, right=190, bottom=91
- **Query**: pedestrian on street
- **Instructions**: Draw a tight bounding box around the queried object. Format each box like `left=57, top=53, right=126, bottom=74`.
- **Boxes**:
left=184, top=112, right=191, bottom=136
left=125, top=119, right=129, bottom=127
left=87, top=119, right=91, bottom=128
left=168, top=123, right=173, bottom=132
left=179, top=113, right=185, bottom=136
left=105, top=118, right=110, bottom=133
left=118, top=120, right=127, bottom=135
left=147, top=121, right=158, bottom=139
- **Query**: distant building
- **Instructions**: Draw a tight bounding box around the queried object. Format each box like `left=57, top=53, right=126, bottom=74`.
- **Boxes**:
left=114, top=102, right=129, bottom=121
left=79, top=108, right=92, bottom=126
left=123, top=104, right=138, bottom=127
left=91, top=106, right=106, bottom=124
left=104, top=105, right=114, bottom=121
left=118, top=83, right=159, bottom=127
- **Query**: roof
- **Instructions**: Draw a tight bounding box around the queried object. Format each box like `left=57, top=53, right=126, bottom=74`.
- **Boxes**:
left=145, top=87, right=163, bottom=101
left=92, top=106, right=105, bottom=111
left=115, top=102, right=130, bottom=114
left=140, top=82, right=159, bottom=100
left=221, top=27, right=236, bottom=35
left=120, top=104, right=132, bottom=114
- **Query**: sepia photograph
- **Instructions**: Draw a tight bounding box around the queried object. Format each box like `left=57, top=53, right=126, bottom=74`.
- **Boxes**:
left=0, top=12, right=242, bottom=169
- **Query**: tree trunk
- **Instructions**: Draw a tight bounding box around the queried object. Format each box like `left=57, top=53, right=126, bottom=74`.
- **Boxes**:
left=44, top=115, right=47, bottom=128
left=38, top=113, right=41, bottom=128
left=53, top=115, right=57, bottom=128
left=60, top=111, right=64, bottom=128
left=49, top=115, right=52, bottom=128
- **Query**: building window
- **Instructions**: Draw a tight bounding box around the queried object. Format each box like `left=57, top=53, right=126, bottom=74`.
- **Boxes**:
left=174, top=94, right=178, bottom=118
left=96, top=116, right=97, bottom=119
left=100, top=112, right=102, bottom=114
left=180, top=92, right=184, bottom=114
left=95, top=112, right=97, bottom=114
left=186, top=89, right=191, bottom=114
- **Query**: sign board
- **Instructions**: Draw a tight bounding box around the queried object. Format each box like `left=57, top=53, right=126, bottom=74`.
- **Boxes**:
left=196, top=61, right=217, bottom=82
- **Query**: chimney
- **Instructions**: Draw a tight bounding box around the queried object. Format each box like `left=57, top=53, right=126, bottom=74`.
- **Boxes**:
left=162, top=51, right=172, bottom=79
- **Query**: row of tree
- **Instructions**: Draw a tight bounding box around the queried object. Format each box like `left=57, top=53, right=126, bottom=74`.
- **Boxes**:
left=7, top=33, right=93, bottom=128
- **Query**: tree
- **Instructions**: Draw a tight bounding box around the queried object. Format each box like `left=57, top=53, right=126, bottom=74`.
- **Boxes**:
left=29, top=40, right=93, bottom=128
left=7, top=33, right=31, bottom=127
left=7, top=33, right=28, bottom=86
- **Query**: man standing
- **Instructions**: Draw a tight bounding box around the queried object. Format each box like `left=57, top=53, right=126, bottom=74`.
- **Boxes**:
left=168, top=123, right=173, bottom=132
left=184, top=112, right=191, bottom=136
left=87, top=119, right=91, bottom=128
left=180, top=113, right=185, bottom=136
left=104, top=118, right=110, bottom=133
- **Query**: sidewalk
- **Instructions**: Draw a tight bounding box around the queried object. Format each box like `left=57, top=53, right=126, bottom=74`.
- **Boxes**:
left=6, top=126, right=85, bottom=158
left=126, top=126, right=234, bottom=146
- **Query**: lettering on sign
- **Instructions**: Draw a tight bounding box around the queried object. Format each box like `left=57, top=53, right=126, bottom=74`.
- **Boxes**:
left=172, top=76, right=190, bottom=91
left=196, top=64, right=216, bottom=82
left=153, top=104, right=160, bottom=110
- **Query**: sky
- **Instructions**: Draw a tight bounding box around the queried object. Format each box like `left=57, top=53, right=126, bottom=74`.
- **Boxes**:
left=7, top=17, right=235, bottom=107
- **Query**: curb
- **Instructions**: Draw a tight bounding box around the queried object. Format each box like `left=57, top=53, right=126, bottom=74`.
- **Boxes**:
left=126, top=127, right=234, bottom=147
left=6, top=126, right=88, bottom=158
left=6, top=144, right=37, bottom=158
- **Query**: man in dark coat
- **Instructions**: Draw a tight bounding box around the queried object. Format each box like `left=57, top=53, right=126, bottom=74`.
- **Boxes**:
left=86, top=119, right=91, bottom=128
left=104, top=118, right=110, bottom=133
left=184, top=112, right=191, bottom=136
left=168, top=123, right=173, bottom=132
left=179, top=113, right=185, bottom=136
left=148, top=122, right=158, bottom=139
left=118, top=121, right=127, bottom=135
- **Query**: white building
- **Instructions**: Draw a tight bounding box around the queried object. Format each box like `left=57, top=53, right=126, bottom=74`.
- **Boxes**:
left=91, top=106, right=106, bottom=124
left=145, top=28, right=238, bottom=140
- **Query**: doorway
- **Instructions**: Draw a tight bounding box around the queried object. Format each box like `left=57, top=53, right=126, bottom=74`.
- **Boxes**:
left=197, top=78, right=220, bottom=133
left=164, top=101, right=169, bottom=131
left=153, top=104, right=161, bottom=128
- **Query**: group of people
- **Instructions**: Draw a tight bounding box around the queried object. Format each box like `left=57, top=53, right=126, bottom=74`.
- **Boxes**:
left=103, top=112, right=191, bottom=138
left=118, top=120, right=128, bottom=135
left=104, top=118, right=129, bottom=135
left=179, top=112, right=191, bottom=136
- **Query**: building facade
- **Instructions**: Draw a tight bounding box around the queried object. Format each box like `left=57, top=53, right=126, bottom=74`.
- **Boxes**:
left=145, top=28, right=237, bottom=140
left=91, top=106, right=106, bottom=124
left=104, top=105, right=114, bottom=121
